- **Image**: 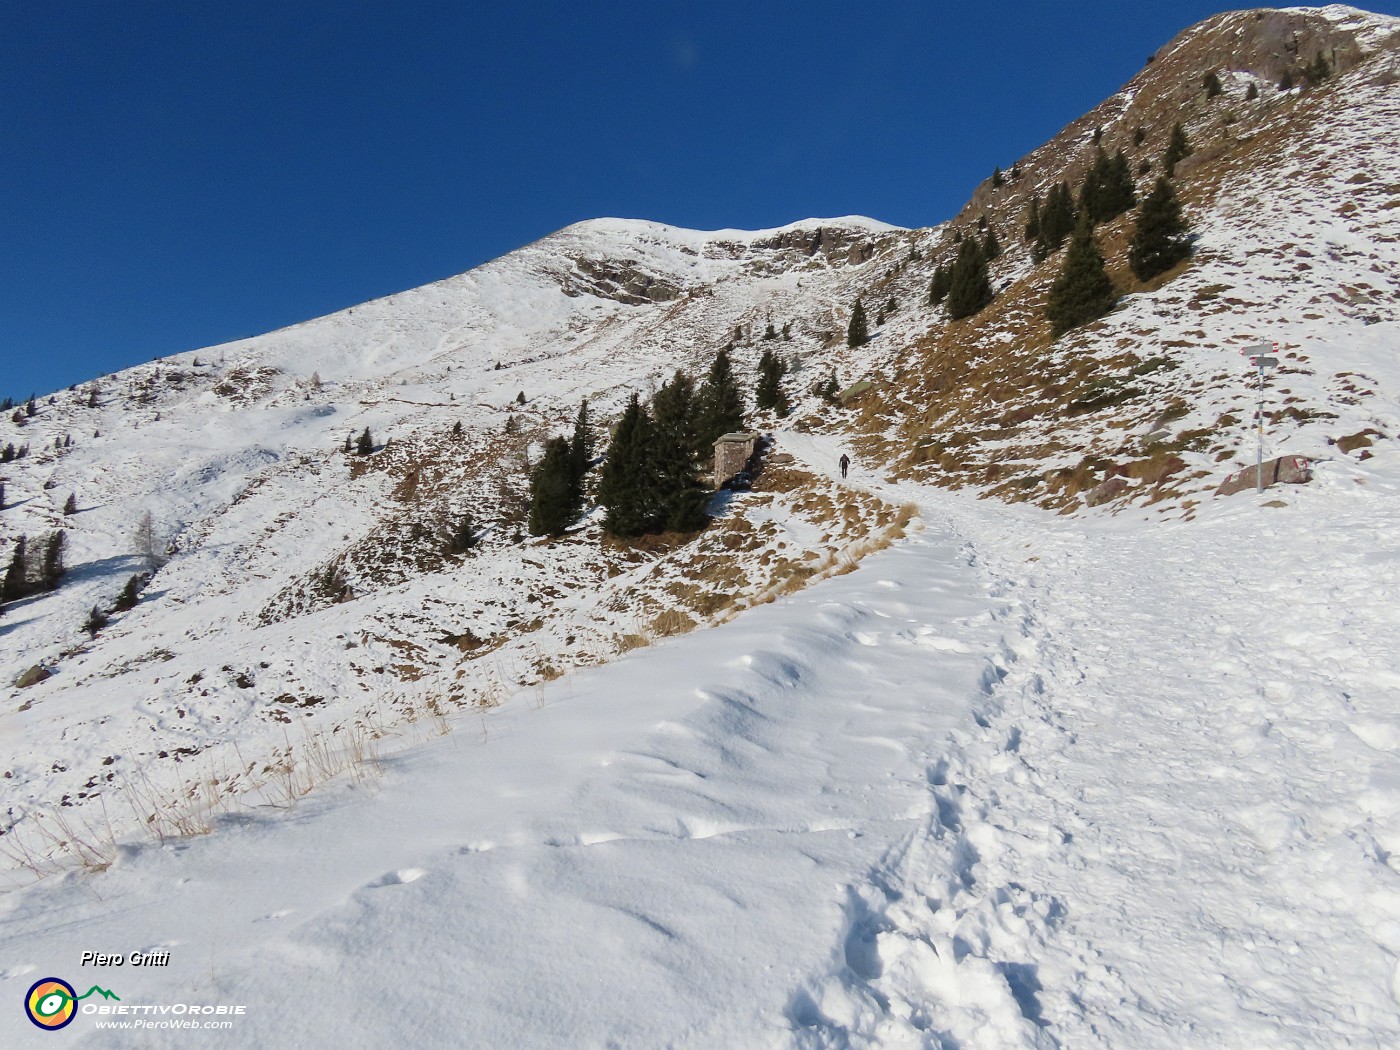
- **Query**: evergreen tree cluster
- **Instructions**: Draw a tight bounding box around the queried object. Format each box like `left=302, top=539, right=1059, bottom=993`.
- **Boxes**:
left=1129, top=177, right=1192, bottom=282
left=755, top=346, right=791, bottom=416
left=1162, top=122, right=1192, bottom=177
left=595, top=349, right=747, bottom=539
left=526, top=400, right=594, bottom=537
left=1, top=530, right=66, bottom=606
left=945, top=237, right=993, bottom=320
left=1030, top=181, right=1079, bottom=261
left=1078, top=148, right=1136, bottom=224
left=1046, top=217, right=1118, bottom=337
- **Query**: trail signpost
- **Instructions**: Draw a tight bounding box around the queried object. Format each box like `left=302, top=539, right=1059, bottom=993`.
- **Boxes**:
left=1241, top=341, right=1279, bottom=494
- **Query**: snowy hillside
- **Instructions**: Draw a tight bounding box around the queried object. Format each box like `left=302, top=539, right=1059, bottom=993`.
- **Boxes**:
left=3, top=5, right=1400, bottom=1047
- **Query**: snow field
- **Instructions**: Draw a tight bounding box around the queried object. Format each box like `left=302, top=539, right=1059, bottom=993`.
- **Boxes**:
left=0, top=501, right=1006, bottom=1048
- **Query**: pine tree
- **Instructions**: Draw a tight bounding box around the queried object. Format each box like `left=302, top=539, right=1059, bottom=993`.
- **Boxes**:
left=755, top=346, right=789, bottom=414
left=569, top=399, right=594, bottom=483
left=598, top=393, right=660, bottom=538
left=694, top=348, right=745, bottom=450
left=763, top=322, right=777, bottom=340
left=343, top=433, right=352, bottom=453
left=2, top=535, right=27, bottom=602
left=846, top=298, right=870, bottom=348
left=64, top=493, right=77, bottom=515
left=982, top=225, right=1001, bottom=262
left=516, top=391, right=527, bottom=405
left=991, top=167, right=1006, bottom=188
left=945, top=237, right=992, bottom=320
left=1024, top=196, right=1041, bottom=243
left=1246, top=81, right=1260, bottom=100
left=1081, top=149, right=1137, bottom=224
left=1162, top=122, right=1192, bottom=177
left=133, top=510, right=165, bottom=571
left=447, top=512, right=477, bottom=553
left=1305, top=52, right=1331, bottom=85
left=527, top=437, right=580, bottom=537
left=113, top=573, right=144, bottom=612
left=1035, top=181, right=1078, bottom=260
left=1133, top=126, right=1146, bottom=147
left=1046, top=217, right=1117, bottom=337
left=356, top=427, right=373, bottom=455
left=1129, top=177, right=1193, bottom=282
left=1279, top=69, right=1295, bottom=91
left=40, top=530, right=66, bottom=590
left=1204, top=71, right=1223, bottom=98
left=651, top=372, right=709, bottom=532
left=451, top=420, right=464, bottom=439
left=928, top=264, right=951, bottom=305
left=84, top=605, right=109, bottom=638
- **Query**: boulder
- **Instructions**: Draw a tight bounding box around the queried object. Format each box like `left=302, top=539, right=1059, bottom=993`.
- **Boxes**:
left=15, top=664, right=51, bottom=689
left=1085, top=477, right=1129, bottom=507
left=1215, top=456, right=1312, bottom=497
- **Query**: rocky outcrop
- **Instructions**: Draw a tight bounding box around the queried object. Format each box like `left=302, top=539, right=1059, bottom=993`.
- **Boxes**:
left=1215, top=456, right=1312, bottom=497
left=563, top=257, right=681, bottom=305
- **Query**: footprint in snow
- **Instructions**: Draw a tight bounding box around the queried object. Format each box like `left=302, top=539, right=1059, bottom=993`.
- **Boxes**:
left=371, top=868, right=427, bottom=888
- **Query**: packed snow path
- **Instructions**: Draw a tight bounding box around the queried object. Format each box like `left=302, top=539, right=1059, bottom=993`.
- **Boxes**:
left=784, top=431, right=1400, bottom=1048
left=1, top=497, right=1007, bottom=1048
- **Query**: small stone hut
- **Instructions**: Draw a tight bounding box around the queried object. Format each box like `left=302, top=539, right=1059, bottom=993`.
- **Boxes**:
left=713, top=432, right=760, bottom=484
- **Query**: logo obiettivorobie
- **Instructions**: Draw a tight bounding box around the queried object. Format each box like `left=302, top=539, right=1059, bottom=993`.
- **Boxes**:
left=24, top=977, right=119, bottom=1031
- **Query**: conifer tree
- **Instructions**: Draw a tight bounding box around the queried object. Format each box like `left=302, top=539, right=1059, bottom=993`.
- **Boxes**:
left=64, top=493, right=77, bottom=515
left=991, top=167, right=1006, bottom=188
left=2, top=535, right=26, bottom=602
left=1035, top=181, right=1078, bottom=260
left=926, top=265, right=947, bottom=306
left=755, top=347, right=789, bottom=415
left=356, top=427, right=373, bottom=455
left=84, top=605, right=109, bottom=638
left=1129, top=177, right=1193, bottom=282
left=1024, top=196, right=1041, bottom=243
left=113, top=573, right=144, bottom=612
left=343, top=433, right=352, bottom=453
left=651, top=372, right=709, bottom=532
left=945, top=237, right=992, bottom=320
left=1133, top=126, right=1147, bottom=147
left=982, top=225, right=1001, bottom=262
left=1279, top=69, right=1295, bottom=91
left=1247, top=81, right=1260, bottom=100
left=846, top=298, right=870, bottom=348
left=1204, top=71, right=1223, bottom=98
left=40, top=530, right=66, bottom=591
left=1046, top=217, right=1117, bottom=337
left=447, top=511, right=477, bottom=554
left=569, top=399, right=594, bottom=483
left=1162, top=122, right=1192, bottom=177
left=1305, top=52, right=1331, bottom=85
left=599, top=393, right=660, bottom=538
left=527, top=437, right=580, bottom=537
left=694, top=348, right=745, bottom=451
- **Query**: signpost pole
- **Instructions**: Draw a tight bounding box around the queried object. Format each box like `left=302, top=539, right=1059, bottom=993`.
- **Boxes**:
left=1240, top=342, right=1277, bottom=496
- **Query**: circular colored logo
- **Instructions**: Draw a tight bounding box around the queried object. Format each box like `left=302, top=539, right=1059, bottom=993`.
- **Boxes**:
left=25, top=977, right=77, bottom=1030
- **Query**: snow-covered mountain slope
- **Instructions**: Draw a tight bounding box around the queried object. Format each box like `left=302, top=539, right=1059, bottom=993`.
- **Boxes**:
left=3, top=5, right=1400, bottom=1044
left=0, top=213, right=910, bottom=853
left=4, top=428, right=1400, bottom=1048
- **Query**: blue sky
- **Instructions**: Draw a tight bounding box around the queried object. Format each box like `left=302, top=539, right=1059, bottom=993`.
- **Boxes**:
left=4, top=2, right=1397, bottom=398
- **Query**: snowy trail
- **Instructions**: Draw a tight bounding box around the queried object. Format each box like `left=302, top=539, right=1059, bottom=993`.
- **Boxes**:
left=781, top=431, right=1400, bottom=1047
left=0, top=498, right=1006, bottom=1048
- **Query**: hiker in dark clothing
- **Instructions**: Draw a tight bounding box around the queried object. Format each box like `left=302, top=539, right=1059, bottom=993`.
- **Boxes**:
left=839, top=453, right=850, bottom=479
